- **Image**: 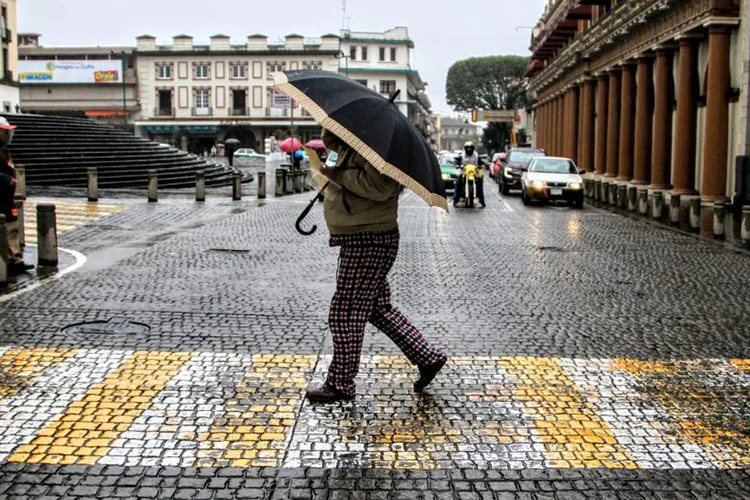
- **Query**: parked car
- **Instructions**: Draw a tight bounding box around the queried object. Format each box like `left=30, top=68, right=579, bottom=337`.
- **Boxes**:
left=521, top=157, right=584, bottom=208
left=499, top=148, right=547, bottom=195
left=234, top=148, right=265, bottom=160
left=439, top=154, right=459, bottom=194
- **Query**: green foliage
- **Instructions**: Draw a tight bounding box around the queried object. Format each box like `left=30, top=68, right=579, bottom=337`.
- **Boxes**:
left=446, top=55, right=530, bottom=153
left=446, top=55, right=530, bottom=112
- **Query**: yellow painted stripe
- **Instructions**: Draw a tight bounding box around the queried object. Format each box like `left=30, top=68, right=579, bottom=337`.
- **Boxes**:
left=500, top=357, right=638, bottom=469
left=0, top=348, right=79, bottom=401
left=7, top=351, right=193, bottom=466
left=196, top=354, right=316, bottom=468
left=614, top=359, right=750, bottom=468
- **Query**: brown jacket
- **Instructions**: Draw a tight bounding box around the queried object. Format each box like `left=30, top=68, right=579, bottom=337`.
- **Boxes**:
left=324, top=148, right=401, bottom=235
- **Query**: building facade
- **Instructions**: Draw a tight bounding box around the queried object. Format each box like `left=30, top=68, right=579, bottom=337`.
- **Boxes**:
left=0, top=0, right=19, bottom=112
left=528, top=0, right=745, bottom=207
left=437, top=116, right=481, bottom=153
left=17, top=34, right=138, bottom=127
left=133, top=34, right=339, bottom=153
left=339, top=27, right=432, bottom=139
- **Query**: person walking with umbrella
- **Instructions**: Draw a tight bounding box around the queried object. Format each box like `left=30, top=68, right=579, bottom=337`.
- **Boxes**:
left=274, top=71, right=448, bottom=403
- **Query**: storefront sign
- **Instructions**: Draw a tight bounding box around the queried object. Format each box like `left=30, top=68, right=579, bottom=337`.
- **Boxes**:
left=19, top=60, right=123, bottom=84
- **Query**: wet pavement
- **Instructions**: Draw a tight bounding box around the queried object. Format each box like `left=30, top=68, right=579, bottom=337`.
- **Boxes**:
left=0, top=180, right=748, bottom=498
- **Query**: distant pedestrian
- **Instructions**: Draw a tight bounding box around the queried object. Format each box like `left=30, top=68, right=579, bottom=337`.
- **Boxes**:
left=305, top=129, right=448, bottom=403
left=0, top=117, right=32, bottom=274
left=210, top=145, right=217, bottom=157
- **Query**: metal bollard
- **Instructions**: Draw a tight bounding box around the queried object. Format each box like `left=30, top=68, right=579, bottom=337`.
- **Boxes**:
left=87, top=167, right=98, bottom=202
left=627, top=186, right=637, bottom=212
left=258, top=172, right=266, bottom=199
left=638, top=188, right=649, bottom=215
left=689, top=198, right=701, bottom=231
left=36, top=203, right=58, bottom=269
left=0, top=214, right=8, bottom=286
left=669, top=194, right=681, bottom=225
left=232, top=172, right=242, bottom=201
left=594, top=180, right=601, bottom=201
left=652, top=191, right=664, bottom=219
left=15, top=195, right=24, bottom=248
left=148, top=170, right=158, bottom=203
left=196, top=171, right=205, bottom=202
left=275, top=169, right=285, bottom=196
left=617, top=185, right=627, bottom=209
left=712, top=202, right=725, bottom=239
left=285, top=171, right=294, bottom=194
left=293, top=171, right=303, bottom=193
left=741, top=206, right=750, bottom=243
left=15, top=166, right=26, bottom=200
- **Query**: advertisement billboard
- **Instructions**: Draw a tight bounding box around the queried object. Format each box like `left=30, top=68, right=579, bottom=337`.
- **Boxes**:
left=18, top=60, right=122, bottom=84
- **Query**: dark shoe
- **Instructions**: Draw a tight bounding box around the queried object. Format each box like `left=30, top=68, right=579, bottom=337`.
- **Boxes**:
left=305, top=382, right=354, bottom=403
left=480, top=203, right=486, bottom=208
left=9, top=261, right=34, bottom=274
left=414, top=357, right=447, bottom=393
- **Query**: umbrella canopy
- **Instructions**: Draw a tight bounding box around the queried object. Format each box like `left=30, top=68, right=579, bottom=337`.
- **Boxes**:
left=224, top=138, right=241, bottom=145
left=273, top=71, right=447, bottom=211
left=279, top=137, right=302, bottom=153
left=305, top=139, right=326, bottom=150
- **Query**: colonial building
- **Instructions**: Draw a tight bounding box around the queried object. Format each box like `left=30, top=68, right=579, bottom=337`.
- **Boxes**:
left=527, top=0, right=745, bottom=208
left=0, top=0, right=19, bottom=112
left=17, top=34, right=138, bottom=126
left=437, top=116, right=481, bottom=153
left=133, top=34, right=340, bottom=153
left=339, top=27, right=432, bottom=138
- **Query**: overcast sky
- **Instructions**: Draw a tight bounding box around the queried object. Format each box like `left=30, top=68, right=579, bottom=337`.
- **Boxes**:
left=19, top=0, right=546, bottom=113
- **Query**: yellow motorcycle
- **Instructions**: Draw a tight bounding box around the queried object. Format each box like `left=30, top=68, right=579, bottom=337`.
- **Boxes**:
left=463, top=164, right=477, bottom=208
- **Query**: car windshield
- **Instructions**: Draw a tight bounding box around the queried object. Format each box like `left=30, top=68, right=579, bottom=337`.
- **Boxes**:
left=530, top=159, right=577, bottom=174
left=508, top=151, right=544, bottom=164
left=439, top=156, right=456, bottom=167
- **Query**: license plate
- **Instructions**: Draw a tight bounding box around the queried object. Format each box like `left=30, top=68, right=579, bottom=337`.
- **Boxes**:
left=550, top=188, right=563, bottom=196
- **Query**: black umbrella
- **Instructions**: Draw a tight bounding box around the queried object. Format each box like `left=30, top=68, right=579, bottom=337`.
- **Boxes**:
left=274, top=71, right=447, bottom=217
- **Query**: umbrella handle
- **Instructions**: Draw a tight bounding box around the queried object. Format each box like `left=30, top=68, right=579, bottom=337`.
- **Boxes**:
left=388, top=89, right=401, bottom=103
left=295, top=182, right=329, bottom=236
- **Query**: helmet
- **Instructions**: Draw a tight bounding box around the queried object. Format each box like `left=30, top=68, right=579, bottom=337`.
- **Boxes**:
left=464, top=141, right=475, bottom=156
left=0, top=117, right=15, bottom=146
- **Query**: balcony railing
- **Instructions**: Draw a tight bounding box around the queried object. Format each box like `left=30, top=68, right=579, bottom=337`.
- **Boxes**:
left=229, top=107, right=249, bottom=116
left=191, top=107, right=213, bottom=117
left=1, top=70, right=13, bottom=83
left=266, top=107, right=289, bottom=117
left=154, top=107, right=175, bottom=117
left=2, top=28, right=12, bottom=44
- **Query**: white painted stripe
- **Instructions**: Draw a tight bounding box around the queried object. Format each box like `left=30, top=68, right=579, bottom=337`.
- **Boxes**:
left=0, top=246, right=87, bottom=304
left=0, top=349, right=131, bottom=461
left=100, top=351, right=252, bottom=467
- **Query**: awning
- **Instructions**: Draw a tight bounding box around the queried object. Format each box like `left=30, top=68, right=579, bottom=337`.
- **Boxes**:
left=85, top=110, right=130, bottom=117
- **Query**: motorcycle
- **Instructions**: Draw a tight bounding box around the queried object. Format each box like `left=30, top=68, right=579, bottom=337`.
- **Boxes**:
left=463, top=164, right=477, bottom=208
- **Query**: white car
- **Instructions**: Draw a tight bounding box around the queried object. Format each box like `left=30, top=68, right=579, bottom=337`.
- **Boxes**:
left=234, top=148, right=265, bottom=160
left=521, top=157, right=585, bottom=208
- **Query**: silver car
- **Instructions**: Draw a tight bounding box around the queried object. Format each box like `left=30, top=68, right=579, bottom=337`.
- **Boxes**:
left=521, top=157, right=585, bottom=208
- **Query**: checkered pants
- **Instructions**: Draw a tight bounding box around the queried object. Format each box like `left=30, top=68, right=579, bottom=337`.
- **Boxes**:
left=326, top=230, right=446, bottom=396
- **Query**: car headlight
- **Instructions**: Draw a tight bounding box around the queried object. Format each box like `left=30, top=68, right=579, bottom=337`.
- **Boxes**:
left=503, top=169, right=514, bottom=178
left=569, top=182, right=582, bottom=190
left=530, top=180, right=546, bottom=190
left=442, top=173, right=450, bottom=180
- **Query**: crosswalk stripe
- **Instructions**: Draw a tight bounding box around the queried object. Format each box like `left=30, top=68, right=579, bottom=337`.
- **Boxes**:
left=0, top=350, right=129, bottom=461
left=21, top=202, right=127, bottom=241
left=0, top=348, right=79, bottom=402
left=6, top=351, right=192, bottom=466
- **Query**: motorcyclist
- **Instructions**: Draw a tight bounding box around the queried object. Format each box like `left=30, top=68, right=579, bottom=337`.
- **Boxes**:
left=476, top=162, right=487, bottom=209
left=0, top=116, right=32, bottom=273
left=455, top=142, right=485, bottom=207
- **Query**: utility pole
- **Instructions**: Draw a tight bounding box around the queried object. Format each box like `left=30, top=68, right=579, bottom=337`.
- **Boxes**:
left=342, top=0, right=347, bottom=31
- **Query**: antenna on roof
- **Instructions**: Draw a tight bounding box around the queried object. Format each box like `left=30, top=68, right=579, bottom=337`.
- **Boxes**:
left=342, top=0, right=347, bottom=31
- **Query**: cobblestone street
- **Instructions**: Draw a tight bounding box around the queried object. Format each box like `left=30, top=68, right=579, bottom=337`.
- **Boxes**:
left=0, top=187, right=748, bottom=499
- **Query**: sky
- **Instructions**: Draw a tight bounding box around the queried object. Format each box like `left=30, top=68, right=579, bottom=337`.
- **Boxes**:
left=18, top=0, right=547, bottom=113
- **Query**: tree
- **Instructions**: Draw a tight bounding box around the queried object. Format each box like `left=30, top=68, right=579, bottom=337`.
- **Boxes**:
left=446, top=55, right=530, bottom=152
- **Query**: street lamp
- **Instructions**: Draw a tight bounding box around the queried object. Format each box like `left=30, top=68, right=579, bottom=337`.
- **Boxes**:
left=110, top=51, right=128, bottom=132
